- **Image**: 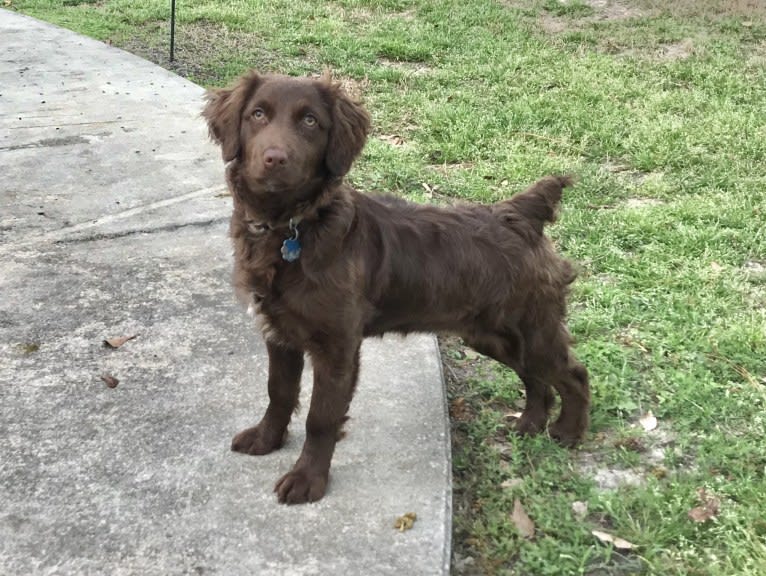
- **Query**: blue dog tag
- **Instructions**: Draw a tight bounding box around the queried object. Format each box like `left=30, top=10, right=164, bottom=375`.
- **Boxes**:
left=281, top=237, right=301, bottom=262
left=280, top=218, right=301, bottom=262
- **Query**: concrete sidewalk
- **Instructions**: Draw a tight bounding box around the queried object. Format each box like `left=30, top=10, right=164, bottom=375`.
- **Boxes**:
left=0, top=10, right=451, bottom=575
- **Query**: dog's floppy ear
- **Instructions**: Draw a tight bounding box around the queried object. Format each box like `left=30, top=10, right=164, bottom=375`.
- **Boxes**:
left=322, top=76, right=371, bottom=178
left=202, top=71, right=262, bottom=162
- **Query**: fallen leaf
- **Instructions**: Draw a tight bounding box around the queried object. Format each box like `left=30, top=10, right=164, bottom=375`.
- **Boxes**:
left=511, top=499, right=535, bottom=539
left=505, top=411, right=523, bottom=420
left=743, top=21, right=753, bottom=27
left=571, top=500, right=588, bottom=520
left=616, top=332, right=649, bottom=352
left=450, top=397, right=471, bottom=421
left=614, top=436, right=646, bottom=452
left=394, top=512, right=417, bottom=532
left=592, top=530, right=635, bottom=550
left=103, top=334, right=138, bottom=349
left=651, top=465, right=668, bottom=479
left=688, top=488, right=720, bottom=523
left=100, top=374, right=119, bottom=388
left=380, top=134, right=405, bottom=146
left=20, top=342, right=40, bottom=354
left=688, top=506, right=715, bottom=523
left=639, top=411, right=658, bottom=432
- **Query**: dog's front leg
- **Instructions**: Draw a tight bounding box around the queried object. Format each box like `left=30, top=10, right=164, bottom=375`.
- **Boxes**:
left=231, top=340, right=304, bottom=455
left=274, top=342, right=361, bottom=504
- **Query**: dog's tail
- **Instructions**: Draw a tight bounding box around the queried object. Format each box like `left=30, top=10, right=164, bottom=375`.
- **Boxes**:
left=504, top=175, right=574, bottom=236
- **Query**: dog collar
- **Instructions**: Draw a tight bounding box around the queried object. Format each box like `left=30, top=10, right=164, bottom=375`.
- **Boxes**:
left=245, top=215, right=303, bottom=262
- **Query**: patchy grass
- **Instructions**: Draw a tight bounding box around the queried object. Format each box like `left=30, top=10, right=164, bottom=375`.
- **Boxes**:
left=11, top=0, right=766, bottom=573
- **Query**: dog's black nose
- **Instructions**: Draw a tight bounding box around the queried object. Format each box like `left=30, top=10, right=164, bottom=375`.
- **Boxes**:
left=263, top=148, right=288, bottom=168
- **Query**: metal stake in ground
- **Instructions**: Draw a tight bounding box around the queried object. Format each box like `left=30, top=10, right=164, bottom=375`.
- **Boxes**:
left=169, top=0, right=176, bottom=62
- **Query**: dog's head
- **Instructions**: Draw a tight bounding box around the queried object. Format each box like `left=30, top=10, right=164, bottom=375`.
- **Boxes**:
left=203, top=71, right=370, bottom=210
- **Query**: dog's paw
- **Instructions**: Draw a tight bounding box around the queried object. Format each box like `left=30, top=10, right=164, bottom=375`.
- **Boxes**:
left=548, top=420, right=585, bottom=448
left=514, top=410, right=548, bottom=437
left=231, top=424, right=285, bottom=455
left=274, top=467, right=328, bottom=504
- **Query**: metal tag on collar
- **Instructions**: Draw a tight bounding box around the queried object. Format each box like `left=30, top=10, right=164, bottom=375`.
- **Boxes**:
left=280, top=218, right=301, bottom=262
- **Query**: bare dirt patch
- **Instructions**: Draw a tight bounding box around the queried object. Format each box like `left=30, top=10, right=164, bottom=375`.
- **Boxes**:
left=347, top=6, right=376, bottom=24
left=377, top=58, right=433, bottom=76
left=392, top=9, right=418, bottom=21
left=584, top=0, right=645, bottom=21
left=603, top=161, right=655, bottom=185
left=577, top=426, right=679, bottom=490
left=747, top=40, right=766, bottom=67
left=533, top=1, right=651, bottom=56
left=540, top=14, right=568, bottom=34
left=624, top=197, right=665, bottom=209
left=429, top=162, right=477, bottom=176
left=531, top=0, right=762, bottom=59
left=635, top=0, right=766, bottom=19
left=116, top=21, right=319, bottom=84
left=657, top=39, right=697, bottom=61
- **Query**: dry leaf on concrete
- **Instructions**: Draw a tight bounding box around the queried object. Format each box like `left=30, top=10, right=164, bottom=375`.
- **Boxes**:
left=394, top=512, right=417, bottom=532
left=100, top=374, right=119, bottom=388
left=103, top=334, right=138, bottom=349
left=511, top=499, right=535, bottom=539
left=592, top=530, right=635, bottom=550
left=20, top=342, right=40, bottom=354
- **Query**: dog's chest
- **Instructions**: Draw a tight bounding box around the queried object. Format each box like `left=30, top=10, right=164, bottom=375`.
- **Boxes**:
left=233, top=232, right=312, bottom=340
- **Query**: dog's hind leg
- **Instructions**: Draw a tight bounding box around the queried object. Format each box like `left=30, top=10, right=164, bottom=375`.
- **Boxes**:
left=521, top=325, right=590, bottom=446
left=231, top=340, right=304, bottom=455
left=516, top=375, right=556, bottom=437
left=548, top=353, right=589, bottom=446
left=461, top=331, right=554, bottom=437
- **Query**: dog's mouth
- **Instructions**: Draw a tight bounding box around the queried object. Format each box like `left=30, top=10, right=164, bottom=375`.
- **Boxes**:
left=250, top=179, right=310, bottom=200
left=246, top=169, right=326, bottom=197
left=235, top=170, right=326, bottom=222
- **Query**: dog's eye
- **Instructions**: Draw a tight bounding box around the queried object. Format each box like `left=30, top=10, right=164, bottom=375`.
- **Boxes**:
left=253, top=108, right=265, bottom=119
left=303, top=114, right=317, bottom=127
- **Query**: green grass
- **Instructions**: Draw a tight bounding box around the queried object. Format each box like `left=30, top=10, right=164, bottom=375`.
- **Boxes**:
left=11, top=0, right=766, bottom=573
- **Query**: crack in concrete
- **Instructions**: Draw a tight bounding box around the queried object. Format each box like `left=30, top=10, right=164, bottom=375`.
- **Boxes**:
left=52, top=217, right=228, bottom=244
left=0, top=136, right=89, bottom=151
left=4, top=120, right=125, bottom=130
left=0, top=185, right=228, bottom=255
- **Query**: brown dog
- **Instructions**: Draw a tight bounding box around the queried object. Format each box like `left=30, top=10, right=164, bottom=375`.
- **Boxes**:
left=203, top=71, right=589, bottom=504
